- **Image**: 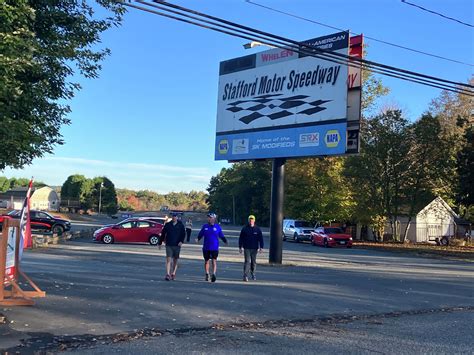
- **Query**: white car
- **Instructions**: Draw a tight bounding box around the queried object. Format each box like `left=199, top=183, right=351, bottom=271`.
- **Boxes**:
left=282, top=219, right=315, bottom=242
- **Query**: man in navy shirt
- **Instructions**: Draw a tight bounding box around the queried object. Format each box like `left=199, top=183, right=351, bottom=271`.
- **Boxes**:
left=196, top=213, right=227, bottom=282
left=239, top=214, right=264, bottom=281
left=159, top=212, right=186, bottom=281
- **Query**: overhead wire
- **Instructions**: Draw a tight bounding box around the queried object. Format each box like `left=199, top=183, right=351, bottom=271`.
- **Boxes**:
left=122, top=1, right=474, bottom=96
left=401, top=0, right=473, bottom=28
left=145, top=0, right=473, bottom=95
left=245, top=0, right=473, bottom=67
left=133, top=0, right=471, bottom=95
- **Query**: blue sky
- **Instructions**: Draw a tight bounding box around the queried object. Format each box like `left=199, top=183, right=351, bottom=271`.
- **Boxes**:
left=3, top=0, right=473, bottom=193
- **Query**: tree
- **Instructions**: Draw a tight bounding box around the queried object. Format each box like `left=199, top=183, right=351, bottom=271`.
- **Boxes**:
left=93, top=177, right=118, bottom=214
left=61, top=174, right=92, bottom=210
left=400, top=113, right=456, bottom=241
left=457, top=126, right=474, bottom=219
left=285, top=158, right=355, bottom=224
left=0, top=177, right=9, bottom=192
left=207, top=162, right=272, bottom=225
left=0, top=0, right=124, bottom=170
left=345, top=110, right=411, bottom=240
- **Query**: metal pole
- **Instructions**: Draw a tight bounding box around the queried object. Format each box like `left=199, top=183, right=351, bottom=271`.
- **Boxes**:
left=269, top=158, right=285, bottom=264
left=98, top=183, right=103, bottom=215
left=232, top=194, right=236, bottom=225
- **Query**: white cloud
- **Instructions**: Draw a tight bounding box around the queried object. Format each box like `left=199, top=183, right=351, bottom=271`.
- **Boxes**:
left=2, top=156, right=224, bottom=193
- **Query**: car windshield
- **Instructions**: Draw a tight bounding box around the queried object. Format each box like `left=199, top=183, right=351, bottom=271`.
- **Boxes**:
left=295, top=221, right=313, bottom=228
left=7, top=210, right=20, bottom=217
left=325, top=228, right=344, bottom=234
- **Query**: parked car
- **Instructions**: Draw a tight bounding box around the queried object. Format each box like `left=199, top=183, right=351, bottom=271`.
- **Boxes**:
left=92, top=218, right=163, bottom=245
left=311, top=227, right=353, bottom=248
left=2, top=210, right=71, bottom=235
left=282, top=219, right=315, bottom=242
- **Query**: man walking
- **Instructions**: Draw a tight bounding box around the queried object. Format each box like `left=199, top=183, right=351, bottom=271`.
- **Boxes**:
left=239, top=215, right=263, bottom=282
left=159, top=212, right=186, bottom=281
left=196, top=213, right=227, bottom=282
left=185, top=217, right=193, bottom=243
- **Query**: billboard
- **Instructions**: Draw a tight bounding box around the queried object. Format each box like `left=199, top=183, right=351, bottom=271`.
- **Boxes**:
left=215, top=32, right=350, bottom=161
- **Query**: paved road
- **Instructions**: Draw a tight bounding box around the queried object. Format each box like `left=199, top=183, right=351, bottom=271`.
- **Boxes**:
left=1, top=226, right=473, bottom=353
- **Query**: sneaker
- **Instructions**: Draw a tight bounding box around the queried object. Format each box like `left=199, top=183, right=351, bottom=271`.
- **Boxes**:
left=171, top=274, right=176, bottom=280
left=205, top=274, right=209, bottom=281
left=165, top=274, right=171, bottom=281
left=251, top=274, right=256, bottom=281
left=243, top=276, right=249, bottom=282
left=211, top=274, right=217, bottom=283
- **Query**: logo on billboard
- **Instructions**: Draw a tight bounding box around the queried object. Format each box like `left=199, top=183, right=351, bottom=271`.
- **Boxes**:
left=227, top=94, right=331, bottom=125
left=232, top=139, right=249, bottom=154
left=325, top=130, right=340, bottom=148
left=299, top=133, right=319, bottom=147
left=218, top=139, right=229, bottom=154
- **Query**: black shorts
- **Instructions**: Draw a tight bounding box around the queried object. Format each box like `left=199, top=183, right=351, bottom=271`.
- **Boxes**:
left=203, top=250, right=219, bottom=261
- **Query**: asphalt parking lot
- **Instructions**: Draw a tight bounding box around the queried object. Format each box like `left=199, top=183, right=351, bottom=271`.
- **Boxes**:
left=1, top=226, right=473, bottom=353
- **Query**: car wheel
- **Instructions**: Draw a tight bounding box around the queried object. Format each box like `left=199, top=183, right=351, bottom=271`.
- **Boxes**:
left=102, top=234, right=114, bottom=244
left=294, top=233, right=300, bottom=243
left=52, top=225, right=64, bottom=235
left=347, top=246, right=352, bottom=249
left=283, top=234, right=287, bottom=241
left=149, top=235, right=160, bottom=246
left=440, top=237, right=449, bottom=246
left=324, top=239, right=329, bottom=248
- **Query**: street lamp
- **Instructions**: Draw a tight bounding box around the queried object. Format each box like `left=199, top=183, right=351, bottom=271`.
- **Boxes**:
left=243, top=41, right=276, bottom=49
left=98, top=182, right=104, bottom=215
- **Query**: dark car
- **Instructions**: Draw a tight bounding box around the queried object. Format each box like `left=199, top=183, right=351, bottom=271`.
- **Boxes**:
left=4, top=210, right=71, bottom=235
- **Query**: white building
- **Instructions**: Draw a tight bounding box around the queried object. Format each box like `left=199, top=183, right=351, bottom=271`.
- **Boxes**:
left=0, top=186, right=60, bottom=211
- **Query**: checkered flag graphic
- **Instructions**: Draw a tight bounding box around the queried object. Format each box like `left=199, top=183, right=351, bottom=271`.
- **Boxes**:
left=226, top=94, right=331, bottom=124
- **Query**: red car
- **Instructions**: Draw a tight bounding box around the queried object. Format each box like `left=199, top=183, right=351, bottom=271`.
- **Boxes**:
left=311, top=227, right=353, bottom=248
left=93, top=218, right=163, bottom=245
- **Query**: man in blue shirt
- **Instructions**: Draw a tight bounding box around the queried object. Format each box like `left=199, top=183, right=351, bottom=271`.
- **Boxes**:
left=239, top=214, right=264, bottom=281
left=196, top=212, right=227, bottom=282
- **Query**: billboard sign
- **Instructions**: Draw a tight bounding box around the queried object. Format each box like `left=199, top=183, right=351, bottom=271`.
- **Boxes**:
left=215, top=32, right=349, bottom=161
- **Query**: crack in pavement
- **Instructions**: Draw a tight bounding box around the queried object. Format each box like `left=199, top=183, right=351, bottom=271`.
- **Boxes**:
left=3, top=306, right=473, bottom=354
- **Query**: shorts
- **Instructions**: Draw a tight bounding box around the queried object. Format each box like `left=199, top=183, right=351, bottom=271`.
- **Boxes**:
left=166, top=245, right=181, bottom=258
left=203, top=250, right=219, bottom=261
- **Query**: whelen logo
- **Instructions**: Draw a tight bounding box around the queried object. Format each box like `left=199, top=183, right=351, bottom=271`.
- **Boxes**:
left=325, top=130, right=340, bottom=148
left=299, top=133, right=319, bottom=147
left=218, top=139, right=229, bottom=154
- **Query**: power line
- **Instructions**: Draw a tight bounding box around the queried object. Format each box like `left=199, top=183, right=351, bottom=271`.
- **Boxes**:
left=123, top=1, right=473, bottom=96
left=245, top=0, right=473, bottom=67
left=146, top=1, right=473, bottom=94
left=401, top=0, right=473, bottom=28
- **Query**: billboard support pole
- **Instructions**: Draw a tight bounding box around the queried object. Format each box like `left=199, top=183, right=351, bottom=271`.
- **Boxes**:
left=269, top=158, right=285, bottom=264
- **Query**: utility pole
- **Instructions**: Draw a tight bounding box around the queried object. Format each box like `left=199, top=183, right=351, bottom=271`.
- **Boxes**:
left=232, top=194, right=236, bottom=225
left=98, top=182, right=104, bottom=215
left=269, top=158, right=285, bottom=264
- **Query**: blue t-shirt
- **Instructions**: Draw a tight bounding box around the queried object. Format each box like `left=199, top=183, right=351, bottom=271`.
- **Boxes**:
left=197, top=223, right=227, bottom=251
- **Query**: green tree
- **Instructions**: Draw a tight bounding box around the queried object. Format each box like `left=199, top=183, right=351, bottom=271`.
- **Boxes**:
left=400, top=113, right=456, bottom=241
left=0, top=0, right=124, bottom=170
left=207, top=161, right=271, bottom=226
left=88, top=177, right=117, bottom=214
left=0, top=176, right=9, bottom=192
left=457, top=126, right=474, bottom=219
left=345, top=110, right=411, bottom=240
left=61, top=174, right=92, bottom=210
left=285, top=157, right=355, bottom=224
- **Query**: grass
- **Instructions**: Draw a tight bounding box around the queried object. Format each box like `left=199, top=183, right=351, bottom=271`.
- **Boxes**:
left=353, top=240, right=474, bottom=261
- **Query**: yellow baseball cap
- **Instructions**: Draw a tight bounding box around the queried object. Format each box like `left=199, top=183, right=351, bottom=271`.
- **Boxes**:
left=248, top=215, right=256, bottom=220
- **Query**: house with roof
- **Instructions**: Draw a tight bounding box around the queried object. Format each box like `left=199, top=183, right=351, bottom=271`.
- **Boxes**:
left=357, top=197, right=470, bottom=243
left=0, top=186, right=60, bottom=211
